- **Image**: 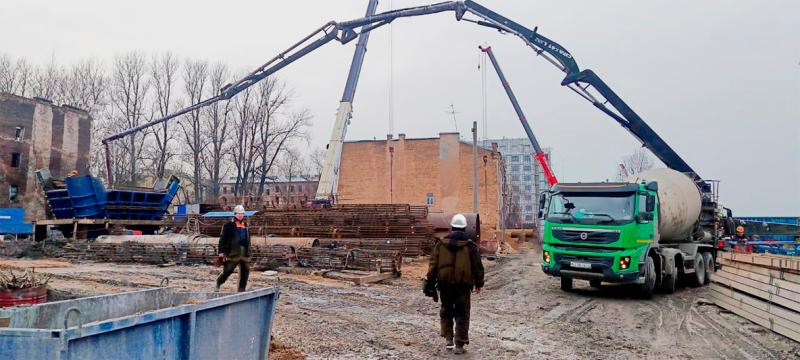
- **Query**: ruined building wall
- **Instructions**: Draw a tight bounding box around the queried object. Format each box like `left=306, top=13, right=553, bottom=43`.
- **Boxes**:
left=0, top=93, right=92, bottom=222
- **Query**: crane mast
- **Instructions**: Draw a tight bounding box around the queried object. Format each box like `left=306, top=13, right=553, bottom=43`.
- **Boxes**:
left=315, top=0, right=379, bottom=202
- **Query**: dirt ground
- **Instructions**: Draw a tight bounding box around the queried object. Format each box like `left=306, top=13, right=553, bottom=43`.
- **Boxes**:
left=3, top=244, right=799, bottom=359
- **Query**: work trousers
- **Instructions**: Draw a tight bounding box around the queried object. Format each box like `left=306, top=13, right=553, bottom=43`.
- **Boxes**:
left=439, top=285, right=472, bottom=345
left=216, top=249, right=250, bottom=292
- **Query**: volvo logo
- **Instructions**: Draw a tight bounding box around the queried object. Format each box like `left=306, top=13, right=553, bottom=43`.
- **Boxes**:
left=580, top=232, right=588, bottom=240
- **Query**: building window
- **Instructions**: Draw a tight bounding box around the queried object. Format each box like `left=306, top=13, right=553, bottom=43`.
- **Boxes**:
left=511, top=174, right=520, bottom=181
left=275, top=185, right=281, bottom=192
left=290, top=185, right=295, bottom=193
left=14, top=126, right=24, bottom=142
left=525, top=214, right=533, bottom=222
left=523, top=165, right=532, bottom=172
left=511, top=145, right=519, bottom=152
left=525, top=185, right=532, bottom=191
left=510, top=155, right=519, bottom=163
left=513, top=195, right=520, bottom=203
left=266, top=189, right=270, bottom=195
left=525, top=205, right=533, bottom=212
left=523, top=175, right=532, bottom=182
left=523, top=156, right=531, bottom=163
left=512, top=185, right=519, bottom=192
left=9, top=185, right=19, bottom=203
left=11, top=153, right=20, bottom=168
left=426, top=193, right=434, bottom=206
left=510, top=165, right=519, bottom=173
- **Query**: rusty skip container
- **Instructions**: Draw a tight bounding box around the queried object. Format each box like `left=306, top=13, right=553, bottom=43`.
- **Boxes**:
left=0, top=287, right=279, bottom=359
left=627, top=168, right=702, bottom=242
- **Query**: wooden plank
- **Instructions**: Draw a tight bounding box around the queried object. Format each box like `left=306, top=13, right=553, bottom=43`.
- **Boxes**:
left=721, top=252, right=800, bottom=273
left=709, top=286, right=800, bottom=342
left=720, top=258, right=800, bottom=286
left=710, top=283, right=800, bottom=326
left=718, top=260, right=800, bottom=293
left=711, top=271, right=800, bottom=310
left=323, top=270, right=397, bottom=285
left=354, top=272, right=396, bottom=286
left=714, top=268, right=800, bottom=302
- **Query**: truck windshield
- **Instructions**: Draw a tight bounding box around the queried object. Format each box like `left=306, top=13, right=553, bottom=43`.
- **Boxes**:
left=547, top=193, right=635, bottom=225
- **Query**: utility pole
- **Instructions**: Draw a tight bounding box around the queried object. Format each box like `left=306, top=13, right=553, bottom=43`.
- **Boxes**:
left=472, top=121, right=478, bottom=213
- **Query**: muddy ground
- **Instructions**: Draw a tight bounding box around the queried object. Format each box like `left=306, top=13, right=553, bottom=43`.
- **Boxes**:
left=2, top=244, right=798, bottom=359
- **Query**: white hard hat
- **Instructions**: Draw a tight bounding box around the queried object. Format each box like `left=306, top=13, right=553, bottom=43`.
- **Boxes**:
left=233, top=205, right=246, bottom=214
left=450, top=214, right=468, bottom=229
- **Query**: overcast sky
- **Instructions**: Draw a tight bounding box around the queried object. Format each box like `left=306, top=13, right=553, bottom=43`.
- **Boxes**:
left=2, top=0, right=798, bottom=215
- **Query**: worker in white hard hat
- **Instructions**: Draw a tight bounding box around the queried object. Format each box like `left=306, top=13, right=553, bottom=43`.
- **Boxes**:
left=424, top=213, right=485, bottom=355
left=215, top=205, right=251, bottom=292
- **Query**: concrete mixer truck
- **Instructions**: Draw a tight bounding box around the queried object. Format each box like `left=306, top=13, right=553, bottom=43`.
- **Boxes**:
left=540, top=169, right=726, bottom=298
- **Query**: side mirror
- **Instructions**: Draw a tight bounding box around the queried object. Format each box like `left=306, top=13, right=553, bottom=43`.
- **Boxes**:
left=537, top=210, right=544, bottom=219
left=645, top=181, right=658, bottom=192
left=646, top=195, right=655, bottom=213
left=538, top=192, right=547, bottom=211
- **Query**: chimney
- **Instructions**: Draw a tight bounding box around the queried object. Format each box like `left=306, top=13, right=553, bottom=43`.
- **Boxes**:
left=386, top=134, right=393, bottom=140
left=398, top=133, right=406, bottom=141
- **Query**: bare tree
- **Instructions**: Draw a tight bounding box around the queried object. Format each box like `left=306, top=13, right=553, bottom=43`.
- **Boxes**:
left=618, top=148, right=655, bottom=179
left=0, top=55, right=34, bottom=96
left=59, top=59, right=107, bottom=112
left=309, top=147, right=325, bottom=179
left=148, top=52, right=179, bottom=179
left=0, top=54, right=13, bottom=93
left=179, top=59, right=209, bottom=203
left=229, top=85, right=260, bottom=196
left=108, top=52, right=150, bottom=184
left=201, top=62, right=232, bottom=200
left=253, top=78, right=291, bottom=197
left=278, top=147, right=307, bottom=205
left=31, top=56, right=62, bottom=101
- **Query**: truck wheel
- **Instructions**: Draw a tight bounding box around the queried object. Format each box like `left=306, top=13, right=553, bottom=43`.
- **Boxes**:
left=561, top=277, right=573, bottom=291
left=637, top=256, right=656, bottom=299
left=690, top=253, right=706, bottom=287
left=659, top=258, right=677, bottom=294
left=702, top=252, right=714, bottom=285
left=589, top=279, right=602, bottom=288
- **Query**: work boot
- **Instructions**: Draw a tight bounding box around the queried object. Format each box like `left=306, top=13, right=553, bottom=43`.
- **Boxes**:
left=453, top=344, right=466, bottom=355
left=445, top=336, right=455, bottom=350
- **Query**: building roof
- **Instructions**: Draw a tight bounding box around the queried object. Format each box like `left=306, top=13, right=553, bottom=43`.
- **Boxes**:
left=220, top=175, right=319, bottom=185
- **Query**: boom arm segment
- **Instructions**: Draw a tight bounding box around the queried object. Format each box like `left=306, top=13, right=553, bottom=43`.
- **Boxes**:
left=479, top=45, right=557, bottom=186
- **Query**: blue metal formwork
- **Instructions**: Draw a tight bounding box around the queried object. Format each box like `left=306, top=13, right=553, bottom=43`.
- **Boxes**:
left=106, top=177, right=181, bottom=220
left=0, top=287, right=279, bottom=359
left=45, top=189, right=74, bottom=219
left=0, top=208, right=32, bottom=235
left=65, top=175, right=108, bottom=218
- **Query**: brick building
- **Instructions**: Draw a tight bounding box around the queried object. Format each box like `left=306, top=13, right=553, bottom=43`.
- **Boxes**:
left=337, top=132, right=505, bottom=239
left=0, top=93, right=92, bottom=222
left=217, top=175, right=319, bottom=208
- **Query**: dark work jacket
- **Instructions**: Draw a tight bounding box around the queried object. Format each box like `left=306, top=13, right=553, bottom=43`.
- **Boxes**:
left=218, top=220, right=251, bottom=257
left=426, top=231, right=485, bottom=289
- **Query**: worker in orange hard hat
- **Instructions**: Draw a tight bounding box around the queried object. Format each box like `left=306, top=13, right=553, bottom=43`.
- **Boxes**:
left=69, top=170, right=78, bottom=177
left=732, top=226, right=748, bottom=245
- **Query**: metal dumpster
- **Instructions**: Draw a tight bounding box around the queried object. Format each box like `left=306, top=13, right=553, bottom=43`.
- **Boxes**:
left=0, top=287, right=279, bottom=359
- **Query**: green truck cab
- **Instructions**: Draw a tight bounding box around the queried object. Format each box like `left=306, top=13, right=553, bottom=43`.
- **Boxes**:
left=540, top=178, right=716, bottom=298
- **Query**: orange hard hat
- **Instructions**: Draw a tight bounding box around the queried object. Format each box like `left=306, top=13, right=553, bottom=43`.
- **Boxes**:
left=736, top=226, right=744, bottom=234
left=69, top=170, right=78, bottom=176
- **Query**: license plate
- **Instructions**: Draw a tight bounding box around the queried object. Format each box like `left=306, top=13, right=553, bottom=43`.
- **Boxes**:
left=570, top=261, right=592, bottom=269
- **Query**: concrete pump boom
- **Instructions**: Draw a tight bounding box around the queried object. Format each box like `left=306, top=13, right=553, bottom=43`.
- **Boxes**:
left=101, top=0, right=706, bottom=198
